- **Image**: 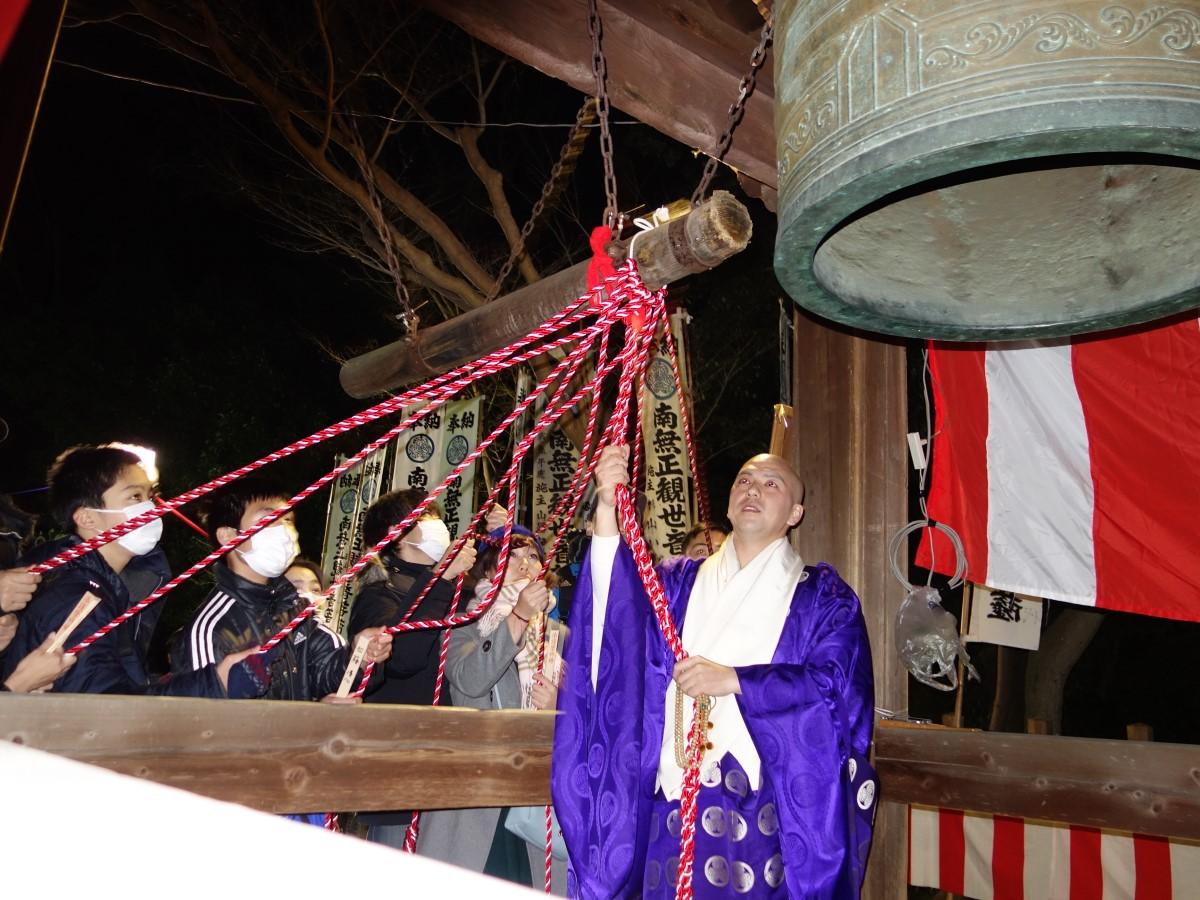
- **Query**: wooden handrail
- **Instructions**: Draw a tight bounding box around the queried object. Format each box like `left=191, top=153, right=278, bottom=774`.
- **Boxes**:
left=0, top=693, right=552, bottom=813
left=4, top=696, right=1196, bottom=840
left=874, top=720, right=1200, bottom=840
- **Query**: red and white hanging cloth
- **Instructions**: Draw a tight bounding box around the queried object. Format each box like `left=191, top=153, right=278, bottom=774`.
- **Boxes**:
left=917, top=316, right=1200, bottom=623
left=909, top=805, right=1200, bottom=900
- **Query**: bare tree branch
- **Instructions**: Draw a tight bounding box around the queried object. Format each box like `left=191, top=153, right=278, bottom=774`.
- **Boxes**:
left=312, top=0, right=336, bottom=155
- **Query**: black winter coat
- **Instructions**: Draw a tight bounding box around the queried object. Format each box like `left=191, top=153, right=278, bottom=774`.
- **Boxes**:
left=171, top=562, right=350, bottom=701
left=347, top=555, right=457, bottom=826
left=19, top=535, right=169, bottom=677
left=1, top=544, right=226, bottom=697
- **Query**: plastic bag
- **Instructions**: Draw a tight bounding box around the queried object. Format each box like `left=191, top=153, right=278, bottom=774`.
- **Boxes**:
left=505, top=805, right=567, bottom=860
left=894, top=586, right=979, bottom=692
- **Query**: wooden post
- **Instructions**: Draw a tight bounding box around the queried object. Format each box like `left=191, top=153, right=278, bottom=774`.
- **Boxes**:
left=339, top=191, right=753, bottom=397
left=789, top=310, right=909, bottom=898
left=768, top=403, right=795, bottom=458
left=1126, top=722, right=1154, bottom=742
left=952, top=584, right=974, bottom=728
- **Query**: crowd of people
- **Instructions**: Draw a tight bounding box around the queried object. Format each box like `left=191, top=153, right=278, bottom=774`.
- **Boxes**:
left=2, top=439, right=875, bottom=898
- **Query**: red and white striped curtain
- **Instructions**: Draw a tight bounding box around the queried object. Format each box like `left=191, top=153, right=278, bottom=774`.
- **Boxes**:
left=909, top=805, right=1199, bottom=899
left=917, top=316, right=1200, bottom=623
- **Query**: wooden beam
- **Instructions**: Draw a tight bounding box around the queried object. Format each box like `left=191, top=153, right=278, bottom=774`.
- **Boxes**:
left=0, top=693, right=553, bottom=814
left=790, top=312, right=909, bottom=898
left=418, top=0, right=777, bottom=190
left=340, top=190, right=752, bottom=397
left=7, top=696, right=1197, bottom=848
left=875, top=721, right=1200, bottom=840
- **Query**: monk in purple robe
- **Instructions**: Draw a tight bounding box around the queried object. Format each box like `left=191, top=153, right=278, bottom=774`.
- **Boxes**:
left=552, top=446, right=877, bottom=898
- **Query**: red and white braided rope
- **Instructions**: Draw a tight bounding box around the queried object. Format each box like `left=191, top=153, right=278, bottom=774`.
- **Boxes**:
left=612, top=484, right=704, bottom=900
left=63, top=268, right=653, bottom=656
left=33, top=293, right=603, bottom=575
left=59, top=321, right=595, bottom=657
left=259, top=311, right=617, bottom=655
left=348, top=266, right=661, bottom=689
left=400, top=571, right=467, bottom=853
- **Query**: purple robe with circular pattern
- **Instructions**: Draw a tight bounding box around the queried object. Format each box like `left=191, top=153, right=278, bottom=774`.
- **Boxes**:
left=551, top=543, right=877, bottom=898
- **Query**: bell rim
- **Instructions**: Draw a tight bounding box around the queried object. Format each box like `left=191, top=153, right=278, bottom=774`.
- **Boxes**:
left=775, top=117, right=1200, bottom=341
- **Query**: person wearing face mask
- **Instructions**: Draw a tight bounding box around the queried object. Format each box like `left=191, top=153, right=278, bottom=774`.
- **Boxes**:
left=284, top=558, right=325, bottom=598
left=16, top=443, right=174, bottom=679
left=346, top=489, right=477, bottom=848
left=0, top=446, right=271, bottom=698
left=171, top=475, right=392, bottom=701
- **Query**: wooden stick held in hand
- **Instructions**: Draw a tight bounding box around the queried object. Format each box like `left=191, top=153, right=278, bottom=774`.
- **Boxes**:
left=45, top=592, right=101, bottom=654
left=336, top=634, right=371, bottom=698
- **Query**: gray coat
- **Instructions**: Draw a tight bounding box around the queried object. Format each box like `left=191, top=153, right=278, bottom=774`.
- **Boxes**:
left=416, top=608, right=567, bottom=894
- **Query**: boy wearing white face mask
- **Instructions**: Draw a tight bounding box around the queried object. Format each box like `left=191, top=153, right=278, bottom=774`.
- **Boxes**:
left=1, top=446, right=268, bottom=698
left=172, top=475, right=392, bottom=701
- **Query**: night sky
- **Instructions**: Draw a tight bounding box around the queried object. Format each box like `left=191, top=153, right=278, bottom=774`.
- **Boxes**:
left=0, top=9, right=779, bottom=625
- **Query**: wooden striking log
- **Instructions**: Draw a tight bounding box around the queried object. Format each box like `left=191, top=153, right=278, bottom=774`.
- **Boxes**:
left=339, top=190, right=752, bottom=398
left=874, top=721, right=1200, bottom=840
left=0, top=693, right=553, bottom=814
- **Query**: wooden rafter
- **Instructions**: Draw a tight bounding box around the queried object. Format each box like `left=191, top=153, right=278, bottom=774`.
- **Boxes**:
left=418, top=0, right=777, bottom=192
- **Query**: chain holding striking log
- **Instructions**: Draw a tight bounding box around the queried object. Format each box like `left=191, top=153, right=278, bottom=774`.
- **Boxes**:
left=690, top=18, right=774, bottom=205
left=587, top=0, right=619, bottom=235
left=486, top=97, right=598, bottom=303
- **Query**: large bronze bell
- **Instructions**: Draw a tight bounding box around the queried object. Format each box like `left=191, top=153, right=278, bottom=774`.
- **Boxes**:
left=773, top=0, right=1200, bottom=340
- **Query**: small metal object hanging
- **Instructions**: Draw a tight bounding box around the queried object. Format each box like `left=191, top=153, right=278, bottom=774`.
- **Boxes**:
left=691, top=18, right=774, bottom=206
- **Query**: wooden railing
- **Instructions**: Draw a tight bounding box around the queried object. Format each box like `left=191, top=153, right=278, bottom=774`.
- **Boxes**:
left=3, top=697, right=1196, bottom=840
left=0, top=694, right=552, bottom=813
left=873, top=720, right=1200, bottom=840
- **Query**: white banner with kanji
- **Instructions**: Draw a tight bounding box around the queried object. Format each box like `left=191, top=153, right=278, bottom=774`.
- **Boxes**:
left=965, top=583, right=1044, bottom=651
left=532, top=426, right=580, bottom=570
left=391, top=396, right=482, bottom=540
left=318, top=446, right=386, bottom=636
left=641, top=312, right=695, bottom=559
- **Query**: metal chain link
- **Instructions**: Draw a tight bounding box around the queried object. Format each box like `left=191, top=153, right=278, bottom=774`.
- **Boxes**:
left=690, top=18, right=774, bottom=206
left=485, top=98, right=598, bottom=303
left=588, top=0, right=619, bottom=233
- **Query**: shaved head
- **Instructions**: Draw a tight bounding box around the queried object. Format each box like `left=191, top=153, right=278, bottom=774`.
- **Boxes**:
left=737, top=454, right=805, bottom=505
left=727, top=454, right=807, bottom=553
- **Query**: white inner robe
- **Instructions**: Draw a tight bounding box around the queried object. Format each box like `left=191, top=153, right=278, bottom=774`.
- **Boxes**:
left=590, top=534, right=805, bottom=800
